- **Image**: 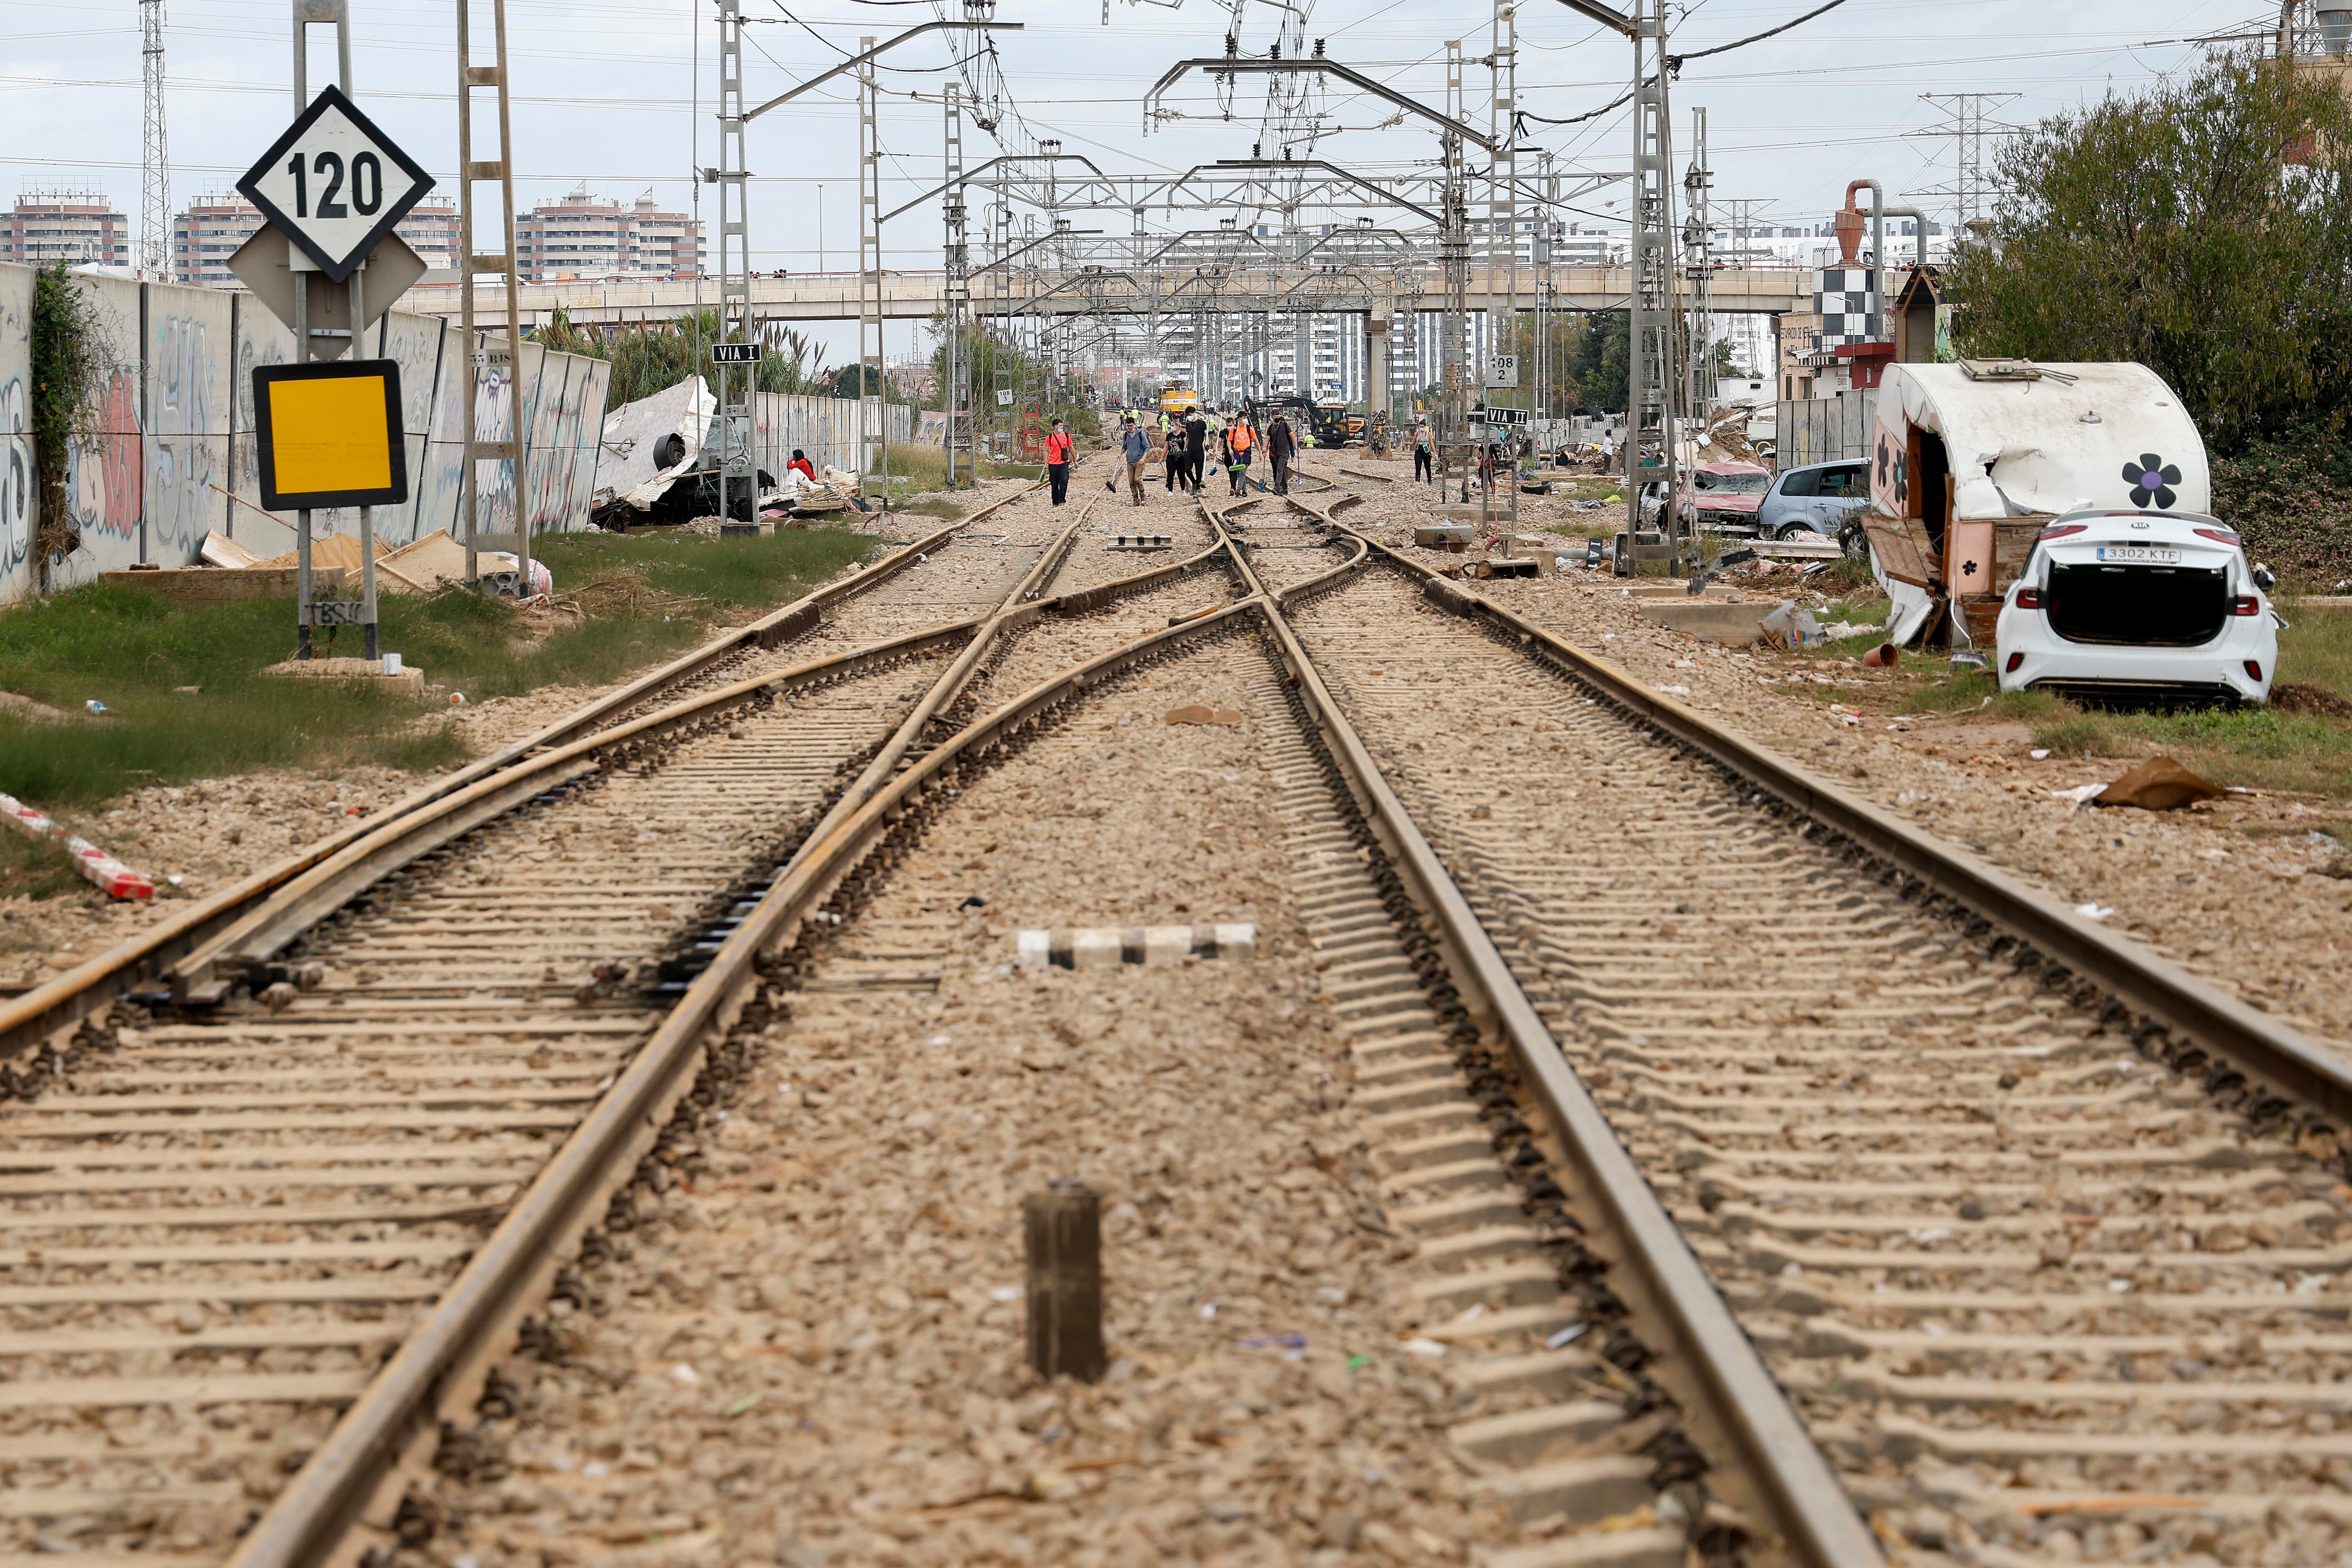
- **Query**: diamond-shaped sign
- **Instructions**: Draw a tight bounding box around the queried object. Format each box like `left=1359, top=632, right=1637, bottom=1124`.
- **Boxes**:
left=237, top=85, right=434, bottom=284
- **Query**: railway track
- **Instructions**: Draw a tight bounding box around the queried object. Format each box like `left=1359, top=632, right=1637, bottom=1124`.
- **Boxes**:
left=1274, top=505, right=2352, bottom=1565
left=0, top=461, right=1276, bottom=1568
left=15, top=467, right=2346, bottom=1568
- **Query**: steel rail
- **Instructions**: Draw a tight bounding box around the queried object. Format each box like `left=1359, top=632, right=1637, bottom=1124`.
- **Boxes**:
left=160, top=618, right=977, bottom=991
left=223, top=593, right=1271, bottom=1568
left=0, top=478, right=1045, bottom=1060
left=1334, top=528, right=2352, bottom=1130
left=1216, top=512, right=1888, bottom=1568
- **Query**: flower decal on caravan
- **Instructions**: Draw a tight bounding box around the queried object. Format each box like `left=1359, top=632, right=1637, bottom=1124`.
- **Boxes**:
left=2122, top=454, right=2182, bottom=509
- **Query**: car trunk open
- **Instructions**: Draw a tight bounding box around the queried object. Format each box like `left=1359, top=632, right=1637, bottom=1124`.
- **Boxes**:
left=2046, top=561, right=2229, bottom=647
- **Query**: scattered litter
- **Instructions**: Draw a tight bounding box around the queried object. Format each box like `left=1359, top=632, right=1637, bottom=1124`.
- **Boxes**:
left=1547, top=1323, right=1592, bottom=1350
left=2093, top=756, right=2224, bottom=812
left=1200, top=1303, right=1218, bottom=1320
left=1402, top=1337, right=1448, bottom=1357
left=990, top=1286, right=1024, bottom=1303
left=1238, top=1333, right=1307, bottom=1351
left=669, top=1362, right=700, bottom=1384
left=2074, top=902, right=2116, bottom=921
left=2030, top=748, right=2050, bottom=760
left=2109, top=1278, right=2134, bottom=1294
left=1828, top=706, right=1862, bottom=726
left=449, top=692, right=468, bottom=706
left=1949, top=651, right=1991, bottom=673
left=1164, top=704, right=1245, bottom=725
left=1659, top=684, right=1692, bottom=696
left=925, top=1034, right=952, bottom=1047
left=724, top=1393, right=764, bottom=1417
left=1861, top=643, right=1899, bottom=668
left=83, top=699, right=108, bottom=715
left=2051, top=783, right=2109, bottom=808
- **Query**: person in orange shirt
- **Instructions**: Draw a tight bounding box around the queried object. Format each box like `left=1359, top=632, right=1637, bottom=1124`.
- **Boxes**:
left=1044, top=419, right=1073, bottom=505
left=1224, top=414, right=1255, bottom=496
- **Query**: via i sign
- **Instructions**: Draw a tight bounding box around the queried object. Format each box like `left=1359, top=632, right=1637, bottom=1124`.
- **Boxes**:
left=238, top=85, right=435, bottom=283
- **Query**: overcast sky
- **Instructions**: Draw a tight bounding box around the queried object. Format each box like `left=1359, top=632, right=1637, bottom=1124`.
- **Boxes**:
left=2, top=0, right=2280, bottom=362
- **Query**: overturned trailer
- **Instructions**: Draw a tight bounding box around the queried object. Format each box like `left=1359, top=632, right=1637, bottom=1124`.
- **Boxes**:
left=1858, top=360, right=2209, bottom=645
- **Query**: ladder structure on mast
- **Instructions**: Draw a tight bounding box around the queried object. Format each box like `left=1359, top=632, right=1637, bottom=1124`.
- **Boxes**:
left=942, top=85, right=972, bottom=490
left=1484, top=0, right=1518, bottom=535
left=1625, top=0, right=1680, bottom=569
left=1437, top=40, right=1471, bottom=504
left=712, top=0, right=755, bottom=523
left=458, top=0, right=526, bottom=587
left=858, top=37, right=889, bottom=511
left=1683, top=106, right=1715, bottom=447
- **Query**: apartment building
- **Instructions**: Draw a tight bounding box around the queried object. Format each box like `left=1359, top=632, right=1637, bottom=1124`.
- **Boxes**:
left=516, top=186, right=703, bottom=282
left=174, top=196, right=462, bottom=287
left=3, top=193, right=130, bottom=269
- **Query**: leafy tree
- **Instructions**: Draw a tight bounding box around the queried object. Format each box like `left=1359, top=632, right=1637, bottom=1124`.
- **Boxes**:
left=533, top=309, right=833, bottom=405
left=1940, top=55, right=2352, bottom=456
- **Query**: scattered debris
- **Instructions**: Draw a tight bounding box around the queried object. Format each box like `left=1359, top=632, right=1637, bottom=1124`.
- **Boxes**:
left=1164, top=704, right=1245, bottom=725
left=2095, top=756, right=2225, bottom=812
left=2074, top=902, right=2117, bottom=920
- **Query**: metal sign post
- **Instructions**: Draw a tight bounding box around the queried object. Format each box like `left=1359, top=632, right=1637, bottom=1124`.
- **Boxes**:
left=244, top=4, right=436, bottom=658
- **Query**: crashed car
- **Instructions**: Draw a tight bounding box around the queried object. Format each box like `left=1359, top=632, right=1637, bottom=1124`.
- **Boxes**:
left=1995, top=508, right=2277, bottom=705
left=1678, top=462, right=1773, bottom=537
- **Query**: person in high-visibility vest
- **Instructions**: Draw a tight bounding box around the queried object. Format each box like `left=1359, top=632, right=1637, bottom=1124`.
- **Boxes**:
left=1224, top=414, right=1256, bottom=496
left=1044, top=419, right=1073, bottom=506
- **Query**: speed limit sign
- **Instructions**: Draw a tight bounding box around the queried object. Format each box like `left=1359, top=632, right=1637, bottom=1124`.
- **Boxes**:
left=237, top=85, right=434, bottom=282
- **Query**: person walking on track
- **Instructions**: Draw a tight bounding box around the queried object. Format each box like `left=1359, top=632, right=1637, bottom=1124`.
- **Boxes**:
left=1121, top=417, right=1151, bottom=506
left=1267, top=411, right=1296, bottom=496
left=1413, top=420, right=1433, bottom=484
left=1183, top=409, right=1208, bottom=495
left=1225, top=412, right=1256, bottom=495
left=1045, top=419, right=1073, bottom=506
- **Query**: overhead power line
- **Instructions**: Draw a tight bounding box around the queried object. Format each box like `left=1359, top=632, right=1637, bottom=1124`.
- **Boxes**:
left=1666, top=0, right=1851, bottom=72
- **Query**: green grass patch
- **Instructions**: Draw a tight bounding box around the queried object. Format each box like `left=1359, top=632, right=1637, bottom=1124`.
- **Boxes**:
left=0, top=527, right=878, bottom=809
left=0, top=827, right=81, bottom=909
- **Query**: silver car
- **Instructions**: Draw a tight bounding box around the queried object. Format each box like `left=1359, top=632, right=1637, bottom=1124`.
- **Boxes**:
left=1757, top=459, right=1870, bottom=540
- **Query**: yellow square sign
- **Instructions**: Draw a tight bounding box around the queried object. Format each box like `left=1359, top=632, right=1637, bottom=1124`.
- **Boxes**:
left=253, top=359, right=407, bottom=510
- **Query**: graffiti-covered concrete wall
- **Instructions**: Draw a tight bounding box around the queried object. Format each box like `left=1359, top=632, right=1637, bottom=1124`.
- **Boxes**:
left=0, top=267, right=32, bottom=605
left=751, top=393, right=913, bottom=479
left=0, top=260, right=613, bottom=604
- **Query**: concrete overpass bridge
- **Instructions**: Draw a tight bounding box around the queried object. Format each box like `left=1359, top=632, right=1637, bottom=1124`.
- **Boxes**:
left=401, top=263, right=1811, bottom=329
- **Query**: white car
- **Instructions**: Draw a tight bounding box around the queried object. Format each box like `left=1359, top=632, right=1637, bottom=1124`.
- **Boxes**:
left=1996, top=508, right=2277, bottom=705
